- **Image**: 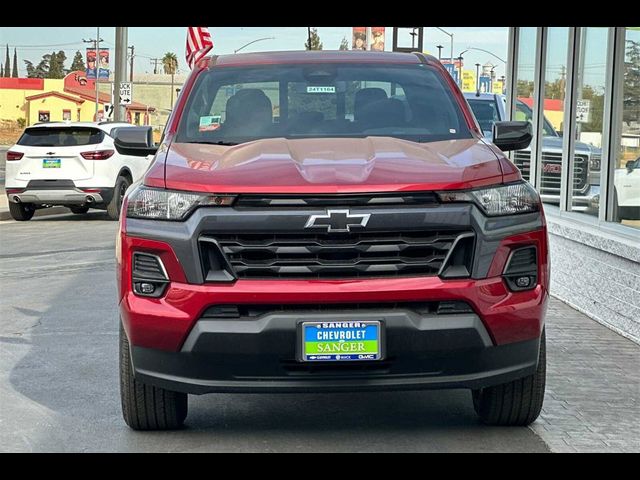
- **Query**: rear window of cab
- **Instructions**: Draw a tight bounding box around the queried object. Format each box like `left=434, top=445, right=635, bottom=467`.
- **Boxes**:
left=176, top=63, right=472, bottom=145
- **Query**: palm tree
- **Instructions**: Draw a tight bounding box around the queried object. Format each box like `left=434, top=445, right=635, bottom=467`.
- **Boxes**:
left=162, top=52, right=178, bottom=75
left=162, top=52, right=179, bottom=110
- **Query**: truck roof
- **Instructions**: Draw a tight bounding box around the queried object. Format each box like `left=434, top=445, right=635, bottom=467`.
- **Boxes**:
left=204, top=50, right=433, bottom=68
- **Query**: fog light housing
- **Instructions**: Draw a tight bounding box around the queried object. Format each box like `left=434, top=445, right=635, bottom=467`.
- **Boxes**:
left=502, top=246, right=538, bottom=292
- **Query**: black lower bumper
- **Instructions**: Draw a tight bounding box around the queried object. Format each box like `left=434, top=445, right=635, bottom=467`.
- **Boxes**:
left=130, top=310, right=541, bottom=394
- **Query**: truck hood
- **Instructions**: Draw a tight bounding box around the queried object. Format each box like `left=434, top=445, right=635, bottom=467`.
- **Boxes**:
left=161, top=136, right=506, bottom=194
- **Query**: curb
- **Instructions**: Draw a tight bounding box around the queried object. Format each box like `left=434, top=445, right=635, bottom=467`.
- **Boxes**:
left=0, top=206, right=70, bottom=221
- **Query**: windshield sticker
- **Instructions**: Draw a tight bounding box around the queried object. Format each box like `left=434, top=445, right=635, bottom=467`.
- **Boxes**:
left=199, top=115, right=221, bottom=132
left=307, top=86, right=336, bottom=94
left=449, top=129, right=457, bottom=134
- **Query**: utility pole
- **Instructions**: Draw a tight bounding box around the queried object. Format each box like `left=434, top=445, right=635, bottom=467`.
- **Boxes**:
left=128, top=45, right=135, bottom=82
left=307, top=27, right=311, bottom=50
left=150, top=58, right=161, bottom=74
left=83, top=30, right=103, bottom=119
left=114, top=27, right=128, bottom=122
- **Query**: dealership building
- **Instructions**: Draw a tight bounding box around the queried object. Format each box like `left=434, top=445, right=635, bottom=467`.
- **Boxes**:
left=502, top=27, right=639, bottom=343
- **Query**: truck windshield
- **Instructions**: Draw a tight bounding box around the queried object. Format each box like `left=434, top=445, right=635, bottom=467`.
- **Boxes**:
left=175, top=63, right=472, bottom=145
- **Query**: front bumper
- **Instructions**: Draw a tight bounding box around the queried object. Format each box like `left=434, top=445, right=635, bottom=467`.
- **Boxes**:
left=129, top=307, right=541, bottom=394
left=118, top=201, right=549, bottom=394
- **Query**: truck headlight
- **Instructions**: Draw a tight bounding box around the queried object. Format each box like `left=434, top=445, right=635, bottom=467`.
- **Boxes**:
left=126, top=185, right=235, bottom=220
left=438, top=182, right=541, bottom=216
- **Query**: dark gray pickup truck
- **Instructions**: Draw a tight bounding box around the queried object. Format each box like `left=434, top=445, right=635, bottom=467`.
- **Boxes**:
left=465, top=93, right=601, bottom=213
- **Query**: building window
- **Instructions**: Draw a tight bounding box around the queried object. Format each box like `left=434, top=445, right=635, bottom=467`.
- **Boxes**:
left=63, top=109, right=71, bottom=121
left=134, top=112, right=141, bottom=125
left=570, top=27, right=609, bottom=218
left=540, top=27, right=569, bottom=208
left=38, top=111, right=50, bottom=122
left=612, top=28, right=640, bottom=228
left=511, top=28, right=538, bottom=188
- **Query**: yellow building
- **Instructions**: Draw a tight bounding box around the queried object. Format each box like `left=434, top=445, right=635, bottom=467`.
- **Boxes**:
left=0, top=72, right=154, bottom=126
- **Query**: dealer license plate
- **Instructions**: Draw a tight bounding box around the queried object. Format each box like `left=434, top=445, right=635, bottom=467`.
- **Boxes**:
left=301, top=320, right=382, bottom=362
left=43, top=158, right=61, bottom=168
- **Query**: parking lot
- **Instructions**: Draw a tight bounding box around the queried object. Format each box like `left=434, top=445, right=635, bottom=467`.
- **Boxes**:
left=0, top=149, right=638, bottom=452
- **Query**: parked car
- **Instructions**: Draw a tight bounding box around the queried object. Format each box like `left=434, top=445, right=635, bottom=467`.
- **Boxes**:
left=4, top=121, right=154, bottom=221
left=116, top=51, right=549, bottom=430
left=464, top=93, right=602, bottom=213
left=613, top=156, right=640, bottom=221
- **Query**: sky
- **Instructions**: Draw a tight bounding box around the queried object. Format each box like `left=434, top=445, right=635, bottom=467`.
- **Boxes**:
left=0, top=27, right=510, bottom=78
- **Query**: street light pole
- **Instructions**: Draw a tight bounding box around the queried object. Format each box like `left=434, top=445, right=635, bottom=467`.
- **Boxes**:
left=435, top=27, right=454, bottom=65
left=307, top=27, right=312, bottom=50
left=234, top=37, right=276, bottom=54
left=457, top=49, right=469, bottom=88
left=436, top=45, right=443, bottom=60
left=462, top=47, right=506, bottom=64
left=475, top=63, right=481, bottom=94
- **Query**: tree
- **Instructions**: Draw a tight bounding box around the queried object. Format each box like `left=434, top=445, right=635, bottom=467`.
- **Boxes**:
left=48, top=50, right=66, bottom=78
left=4, top=45, right=10, bottom=77
left=24, top=54, right=50, bottom=78
left=12, top=48, right=18, bottom=77
left=623, top=39, right=640, bottom=126
left=580, top=84, right=604, bottom=133
left=70, top=50, right=84, bottom=72
left=339, top=37, right=349, bottom=51
left=305, top=28, right=323, bottom=51
left=162, top=52, right=178, bottom=75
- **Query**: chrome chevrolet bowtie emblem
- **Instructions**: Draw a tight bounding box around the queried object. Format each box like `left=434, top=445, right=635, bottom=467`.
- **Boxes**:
left=304, top=209, right=371, bottom=233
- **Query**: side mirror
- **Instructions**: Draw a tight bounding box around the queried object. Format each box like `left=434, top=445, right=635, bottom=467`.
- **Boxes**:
left=626, top=160, right=636, bottom=173
left=113, top=127, right=157, bottom=157
left=492, top=121, right=533, bottom=151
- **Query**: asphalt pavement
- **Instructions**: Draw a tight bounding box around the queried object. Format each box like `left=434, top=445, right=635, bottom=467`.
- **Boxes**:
left=0, top=211, right=637, bottom=452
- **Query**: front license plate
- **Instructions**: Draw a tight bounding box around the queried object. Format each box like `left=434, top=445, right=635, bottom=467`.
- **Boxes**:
left=43, top=158, right=61, bottom=168
left=301, top=321, right=382, bottom=362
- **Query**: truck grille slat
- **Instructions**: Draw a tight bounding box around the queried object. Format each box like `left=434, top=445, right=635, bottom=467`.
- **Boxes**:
left=201, top=231, right=472, bottom=279
left=513, top=151, right=589, bottom=195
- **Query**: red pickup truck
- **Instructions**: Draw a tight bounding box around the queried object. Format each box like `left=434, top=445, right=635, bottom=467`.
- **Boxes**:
left=114, top=50, right=548, bottom=430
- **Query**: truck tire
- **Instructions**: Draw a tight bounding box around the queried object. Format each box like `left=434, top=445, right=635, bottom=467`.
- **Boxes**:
left=9, top=202, right=35, bottom=221
left=472, top=330, right=546, bottom=426
left=70, top=206, right=90, bottom=214
left=107, top=175, right=131, bottom=221
left=119, top=323, right=188, bottom=430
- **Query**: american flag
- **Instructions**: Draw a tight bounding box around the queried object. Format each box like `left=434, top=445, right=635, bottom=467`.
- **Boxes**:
left=186, top=27, right=213, bottom=69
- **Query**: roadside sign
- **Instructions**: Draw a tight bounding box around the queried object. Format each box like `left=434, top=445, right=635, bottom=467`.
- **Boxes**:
left=119, top=82, right=132, bottom=106
left=576, top=99, right=590, bottom=123
left=104, top=103, right=114, bottom=119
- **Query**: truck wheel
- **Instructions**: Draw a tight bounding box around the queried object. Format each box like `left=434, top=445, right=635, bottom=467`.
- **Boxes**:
left=472, top=330, right=546, bottom=426
left=70, top=206, right=90, bottom=214
left=9, top=202, right=35, bottom=221
left=119, top=323, right=188, bottom=430
left=107, top=175, right=131, bottom=221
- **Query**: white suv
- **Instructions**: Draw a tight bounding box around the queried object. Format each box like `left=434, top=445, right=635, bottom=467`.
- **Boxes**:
left=5, top=121, right=154, bottom=221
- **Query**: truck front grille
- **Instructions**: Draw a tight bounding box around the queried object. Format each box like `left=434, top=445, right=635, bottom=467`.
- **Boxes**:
left=200, top=230, right=472, bottom=280
left=512, top=151, right=588, bottom=195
